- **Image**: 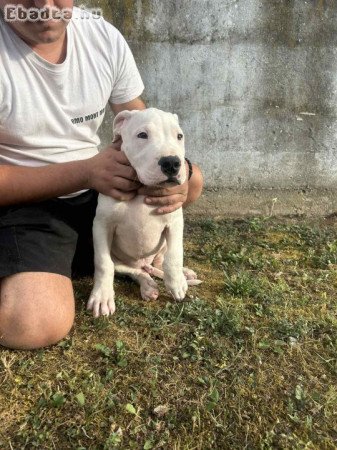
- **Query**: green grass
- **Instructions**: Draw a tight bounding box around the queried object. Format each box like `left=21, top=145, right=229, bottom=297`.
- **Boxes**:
left=1, top=216, right=337, bottom=449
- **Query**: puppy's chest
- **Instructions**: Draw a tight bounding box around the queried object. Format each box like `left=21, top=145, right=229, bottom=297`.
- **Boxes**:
left=108, top=197, right=169, bottom=259
left=114, top=197, right=169, bottom=236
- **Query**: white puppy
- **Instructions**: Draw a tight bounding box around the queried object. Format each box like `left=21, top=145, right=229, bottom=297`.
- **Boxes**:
left=87, top=108, right=201, bottom=318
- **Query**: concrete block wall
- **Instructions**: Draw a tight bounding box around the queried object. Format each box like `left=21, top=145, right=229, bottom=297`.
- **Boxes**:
left=91, top=0, right=337, bottom=190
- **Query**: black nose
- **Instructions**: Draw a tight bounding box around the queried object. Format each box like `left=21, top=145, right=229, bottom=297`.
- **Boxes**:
left=158, top=156, right=181, bottom=177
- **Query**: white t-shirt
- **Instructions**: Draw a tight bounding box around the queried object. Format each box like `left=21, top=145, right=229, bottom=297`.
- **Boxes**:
left=0, top=7, right=144, bottom=170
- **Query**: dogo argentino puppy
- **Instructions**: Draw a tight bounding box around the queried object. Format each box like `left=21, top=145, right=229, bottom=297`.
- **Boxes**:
left=87, top=108, right=201, bottom=318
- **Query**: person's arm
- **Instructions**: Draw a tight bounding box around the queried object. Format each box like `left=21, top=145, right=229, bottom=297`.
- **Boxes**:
left=0, top=98, right=147, bottom=207
left=110, top=96, right=146, bottom=115
left=0, top=159, right=89, bottom=207
left=0, top=149, right=141, bottom=207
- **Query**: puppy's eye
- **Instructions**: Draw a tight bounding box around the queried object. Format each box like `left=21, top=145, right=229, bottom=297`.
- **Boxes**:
left=177, top=133, right=184, bottom=140
left=137, top=132, right=148, bottom=139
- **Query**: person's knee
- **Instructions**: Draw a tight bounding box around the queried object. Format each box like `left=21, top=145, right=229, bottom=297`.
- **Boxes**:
left=0, top=274, right=75, bottom=350
left=0, top=304, right=75, bottom=350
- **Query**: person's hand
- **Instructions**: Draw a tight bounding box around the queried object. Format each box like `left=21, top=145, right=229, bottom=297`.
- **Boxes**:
left=138, top=177, right=189, bottom=214
left=86, top=143, right=141, bottom=200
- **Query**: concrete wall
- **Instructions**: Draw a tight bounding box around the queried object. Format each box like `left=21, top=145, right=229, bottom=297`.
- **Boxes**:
left=93, top=0, right=337, bottom=190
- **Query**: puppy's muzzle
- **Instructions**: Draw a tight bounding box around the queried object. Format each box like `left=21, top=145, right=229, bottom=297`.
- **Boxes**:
left=158, top=156, right=181, bottom=178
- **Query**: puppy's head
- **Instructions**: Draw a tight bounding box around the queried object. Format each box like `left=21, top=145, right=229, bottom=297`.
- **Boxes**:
left=113, top=108, right=186, bottom=186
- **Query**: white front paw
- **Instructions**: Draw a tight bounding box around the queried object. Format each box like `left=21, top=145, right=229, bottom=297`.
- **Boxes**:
left=87, top=284, right=116, bottom=318
left=165, top=272, right=188, bottom=301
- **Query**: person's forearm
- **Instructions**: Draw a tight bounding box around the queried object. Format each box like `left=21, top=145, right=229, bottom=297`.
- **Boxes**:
left=184, top=164, right=203, bottom=208
left=0, top=159, right=90, bottom=207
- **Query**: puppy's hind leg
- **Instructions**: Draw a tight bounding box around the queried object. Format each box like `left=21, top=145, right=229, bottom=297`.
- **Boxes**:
left=142, top=250, right=166, bottom=279
left=182, top=268, right=202, bottom=286
left=150, top=252, right=202, bottom=286
left=114, top=263, right=160, bottom=301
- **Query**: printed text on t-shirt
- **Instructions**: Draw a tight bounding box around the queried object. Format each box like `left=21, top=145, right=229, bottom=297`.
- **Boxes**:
left=71, top=107, right=105, bottom=124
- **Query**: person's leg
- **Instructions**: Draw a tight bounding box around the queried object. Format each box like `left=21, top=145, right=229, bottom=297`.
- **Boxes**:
left=0, top=272, right=75, bottom=350
left=0, top=191, right=99, bottom=350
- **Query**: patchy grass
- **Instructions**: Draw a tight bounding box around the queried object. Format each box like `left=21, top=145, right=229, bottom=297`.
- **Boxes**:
left=1, top=216, right=337, bottom=449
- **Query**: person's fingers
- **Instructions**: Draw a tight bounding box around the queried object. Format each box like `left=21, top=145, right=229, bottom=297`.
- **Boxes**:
left=115, top=150, right=132, bottom=165
left=113, top=162, right=139, bottom=181
left=144, top=193, right=185, bottom=207
left=108, top=189, right=138, bottom=201
left=112, top=177, right=141, bottom=192
left=113, top=151, right=139, bottom=180
left=154, top=202, right=184, bottom=215
left=111, top=138, right=122, bottom=150
left=138, top=186, right=167, bottom=196
left=138, top=185, right=183, bottom=197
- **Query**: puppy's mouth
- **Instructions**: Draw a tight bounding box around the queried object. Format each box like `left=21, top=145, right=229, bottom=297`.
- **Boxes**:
left=137, top=173, right=182, bottom=187
left=159, top=177, right=181, bottom=186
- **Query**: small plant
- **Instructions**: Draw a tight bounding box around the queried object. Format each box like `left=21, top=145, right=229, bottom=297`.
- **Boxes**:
left=223, top=271, right=262, bottom=298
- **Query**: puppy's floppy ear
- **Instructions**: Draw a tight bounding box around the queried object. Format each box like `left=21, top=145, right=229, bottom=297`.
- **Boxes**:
left=173, top=113, right=179, bottom=123
left=112, top=110, right=137, bottom=143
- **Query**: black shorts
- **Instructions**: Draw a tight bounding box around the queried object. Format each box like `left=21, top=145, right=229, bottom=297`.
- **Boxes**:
left=0, top=190, right=98, bottom=279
